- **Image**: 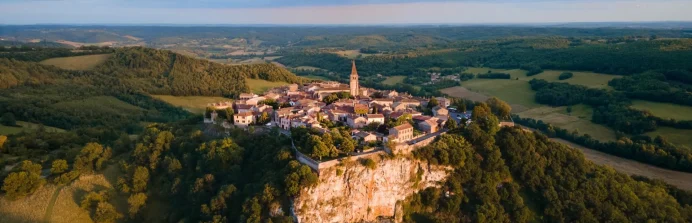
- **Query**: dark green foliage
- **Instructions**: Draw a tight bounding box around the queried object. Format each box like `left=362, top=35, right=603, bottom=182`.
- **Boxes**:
left=514, top=115, right=692, bottom=173
left=0, top=112, right=16, bottom=126
left=477, top=73, right=511, bottom=79
left=361, top=158, right=377, bottom=170
left=0, top=46, right=113, bottom=62
left=609, top=71, right=692, bottom=106
left=522, top=64, right=543, bottom=76
left=558, top=72, right=573, bottom=80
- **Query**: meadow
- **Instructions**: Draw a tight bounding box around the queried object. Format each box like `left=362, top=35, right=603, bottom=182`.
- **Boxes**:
left=51, top=96, right=144, bottom=116
left=516, top=105, right=617, bottom=142
left=382, top=75, right=407, bottom=85
left=294, top=66, right=323, bottom=71
left=646, top=127, right=692, bottom=148
left=39, top=54, right=112, bottom=70
left=152, top=95, right=232, bottom=114
left=631, top=100, right=692, bottom=121
left=246, top=78, right=289, bottom=94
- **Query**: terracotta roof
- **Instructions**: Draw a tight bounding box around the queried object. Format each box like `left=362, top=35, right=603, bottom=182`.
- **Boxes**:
left=355, top=131, right=373, bottom=138
left=366, top=114, right=384, bottom=119
left=422, top=119, right=438, bottom=126
left=412, top=116, right=432, bottom=121
left=235, top=112, right=254, bottom=117
left=372, top=98, right=394, bottom=102
left=393, top=123, right=413, bottom=131
left=236, top=104, right=253, bottom=110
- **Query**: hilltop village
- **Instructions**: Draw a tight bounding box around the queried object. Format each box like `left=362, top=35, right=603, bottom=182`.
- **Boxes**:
left=204, top=61, right=479, bottom=168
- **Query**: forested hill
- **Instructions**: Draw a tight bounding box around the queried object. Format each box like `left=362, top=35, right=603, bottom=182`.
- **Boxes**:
left=1, top=46, right=303, bottom=97
left=95, top=47, right=303, bottom=96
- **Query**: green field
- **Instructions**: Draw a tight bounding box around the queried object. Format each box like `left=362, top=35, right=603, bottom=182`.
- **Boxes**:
left=382, top=76, right=407, bottom=85
left=246, top=78, right=289, bottom=94
left=631, top=100, right=692, bottom=121
left=0, top=121, right=66, bottom=135
left=294, top=66, right=322, bottom=71
left=40, top=54, right=112, bottom=70
left=517, top=105, right=617, bottom=142
left=530, top=70, right=620, bottom=89
left=152, top=95, right=232, bottom=114
left=646, top=127, right=692, bottom=148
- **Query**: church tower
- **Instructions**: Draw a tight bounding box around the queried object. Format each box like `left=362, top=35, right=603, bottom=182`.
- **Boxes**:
left=349, top=60, right=360, bottom=96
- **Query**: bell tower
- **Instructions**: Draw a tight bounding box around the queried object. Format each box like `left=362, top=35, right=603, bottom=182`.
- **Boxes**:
left=349, top=60, right=359, bottom=96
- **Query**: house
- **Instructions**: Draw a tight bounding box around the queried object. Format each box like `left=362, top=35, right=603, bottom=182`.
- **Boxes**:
left=366, top=114, right=385, bottom=125
left=436, top=97, right=451, bottom=108
left=288, top=84, right=299, bottom=92
left=389, top=123, right=413, bottom=143
left=353, top=131, right=377, bottom=142
left=432, top=106, right=449, bottom=117
left=236, top=104, right=254, bottom=114
left=384, top=90, right=398, bottom=98
left=233, top=112, right=255, bottom=127
left=246, top=96, right=266, bottom=106
left=354, top=104, right=369, bottom=115
left=264, top=93, right=280, bottom=100
left=347, top=115, right=367, bottom=129
left=239, top=93, right=258, bottom=100
left=204, top=111, right=218, bottom=124
left=418, top=118, right=439, bottom=134
left=370, top=98, right=394, bottom=107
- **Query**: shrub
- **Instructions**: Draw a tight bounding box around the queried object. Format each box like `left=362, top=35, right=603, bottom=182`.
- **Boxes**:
left=559, top=72, right=574, bottom=80
left=361, top=158, right=377, bottom=170
left=477, top=73, right=510, bottom=79
left=336, top=169, right=344, bottom=176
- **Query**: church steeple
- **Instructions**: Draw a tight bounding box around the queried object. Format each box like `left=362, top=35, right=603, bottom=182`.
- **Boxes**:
left=349, top=60, right=360, bottom=96
left=351, top=60, right=358, bottom=76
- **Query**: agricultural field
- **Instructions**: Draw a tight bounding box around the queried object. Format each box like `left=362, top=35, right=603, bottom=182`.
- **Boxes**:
left=646, top=127, right=692, bottom=148
left=529, top=70, right=620, bottom=89
left=152, top=95, right=232, bottom=114
left=293, top=66, right=322, bottom=71
left=382, top=76, right=407, bottom=85
left=330, top=49, right=380, bottom=59
left=246, top=78, right=289, bottom=94
left=40, top=54, right=112, bottom=70
left=517, top=105, right=617, bottom=142
left=0, top=121, right=65, bottom=135
left=0, top=165, right=128, bottom=223
left=630, top=100, right=692, bottom=121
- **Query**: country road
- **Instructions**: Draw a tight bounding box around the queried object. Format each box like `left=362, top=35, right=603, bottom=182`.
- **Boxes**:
left=552, top=138, right=692, bottom=191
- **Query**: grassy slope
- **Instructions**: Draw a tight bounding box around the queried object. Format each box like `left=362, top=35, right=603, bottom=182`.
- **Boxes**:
left=39, top=54, right=112, bottom=70
left=50, top=96, right=144, bottom=115
left=382, top=76, right=407, bottom=85
left=153, top=95, right=232, bottom=114
left=0, top=121, right=66, bottom=135
left=646, top=127, right=692, bottom=148
left=246, top=78, right=288, bottom=94
left=516, top=104, right=617, bottom=142
left=631, top=100, right=692, bottom=121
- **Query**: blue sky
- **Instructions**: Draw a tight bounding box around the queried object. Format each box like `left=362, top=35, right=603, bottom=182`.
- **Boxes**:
left=1, top=0, right=691, bottom=24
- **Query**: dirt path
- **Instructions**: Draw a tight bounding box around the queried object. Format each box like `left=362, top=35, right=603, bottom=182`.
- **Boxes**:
left=552, top=138, right=692, bottom=191
left=43, top=186, right=65, bottom=223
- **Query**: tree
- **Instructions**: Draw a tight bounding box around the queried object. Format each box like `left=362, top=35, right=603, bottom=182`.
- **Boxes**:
left=486, top=97, right=511, bottom=119
left=1, top=112, right=16, bottom=126
left=127, top=193, right=148, bottom=218
left=340, top=138, right=356, bottom=154
left=94, top=202, right=123, bottom=223
left=205, top=107, right=215, bottom=119
left=51, top=159, right=69, bottom=175
left=322, top=94, right=339, bottom=105
left=472, top=103, right=500, bottom=135
left=306, top=135, right=330, bottom=160
left=257, top=112, right=270, bottom=124
left=132, top=166, right=149, bottom=193
left=2, top=170, right=45, bottom=200
left=445, top=118, right=458, bottom=130
left=0, top=135, right=6, bottom=151
left=566, top=106, right=573, bottom=114
left=427, top=98, right=439, bottom=109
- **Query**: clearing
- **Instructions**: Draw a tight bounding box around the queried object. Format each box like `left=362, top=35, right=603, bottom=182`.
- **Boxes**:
left=0, top=121, right=65, bottom=135
left=646, top=127, right=692, bottom=148
left=40, top=54, right=112, bottom=70
left=517, top=105, right=617, bottom=142
left=631, top=100, right=692, bottom=121
left=246, top=78, right=289, bottom=94
left=528, top=70, right=620, bottom=89
left=382, top=76, right=407, bottom=85
left=153, top=95, right=232, bottom=114
left=294, top=66, right=323, bottom=71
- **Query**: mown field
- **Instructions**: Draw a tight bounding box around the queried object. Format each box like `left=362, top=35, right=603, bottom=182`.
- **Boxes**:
left=382, top=75, right=407, bottom=85
left=631, top=100, right=692, bottom=121
left=152, top=95, right=232, bottom=114
left=39, top=54, right=112, bottom=70
left=0, top=121, right=65, bottom=135
left=246, top=78, right=289, bottom=94
left=516, top=105, right=617, bottom=142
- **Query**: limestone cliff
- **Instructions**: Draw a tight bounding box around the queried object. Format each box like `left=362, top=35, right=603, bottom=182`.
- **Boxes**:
left=293, top=156, right=449, bottom=223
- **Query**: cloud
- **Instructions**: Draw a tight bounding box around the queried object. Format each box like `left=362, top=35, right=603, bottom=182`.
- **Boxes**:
left=0, top=0, right=690, bottom=24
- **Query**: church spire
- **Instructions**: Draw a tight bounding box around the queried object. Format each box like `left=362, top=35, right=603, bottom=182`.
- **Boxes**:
left=351, top=60, right=358, bottom=76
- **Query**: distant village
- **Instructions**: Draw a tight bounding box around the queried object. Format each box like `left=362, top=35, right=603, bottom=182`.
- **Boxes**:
left=203, top=61, right=490, bottom=169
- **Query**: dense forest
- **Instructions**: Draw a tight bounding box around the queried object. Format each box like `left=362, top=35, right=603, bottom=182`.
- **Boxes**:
left=405, top=104, right=692, bottom=222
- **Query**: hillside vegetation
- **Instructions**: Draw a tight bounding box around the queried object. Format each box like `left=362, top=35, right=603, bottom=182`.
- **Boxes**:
left=40, top=54, right=112, bottom=70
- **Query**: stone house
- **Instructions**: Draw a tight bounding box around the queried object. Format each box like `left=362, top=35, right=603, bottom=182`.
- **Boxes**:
left=347, top=115, right=367, bottom=129
left=234, top=112, right=255, bottom=127
left=389, top=123, right=413, bottom=143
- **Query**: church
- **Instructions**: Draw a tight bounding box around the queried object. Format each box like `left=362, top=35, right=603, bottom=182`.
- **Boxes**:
left=349, top=60, right=367, bottom=97
left=309, top=61, right=368, bottom=99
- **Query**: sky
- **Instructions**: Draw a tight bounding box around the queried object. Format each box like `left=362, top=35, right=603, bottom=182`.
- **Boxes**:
left=1, top=0, right=691, bottom=25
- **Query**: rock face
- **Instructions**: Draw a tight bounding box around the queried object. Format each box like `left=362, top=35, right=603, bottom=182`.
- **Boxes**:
left=293, top=157, right=449, bottom=223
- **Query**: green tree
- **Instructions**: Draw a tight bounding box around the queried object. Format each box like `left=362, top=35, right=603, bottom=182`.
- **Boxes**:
left=132, top=166, right=149, bottom=193
left=257, top=112, right=270, bottom=124
left=127, top=192, right=148, bottom=218
left=486, top=97, right=512, bottom=119
left=427, top=98, right=439, bottom=109
left=322, top=93, right=340, bottom=105
left=0, top=135, right=6, bottom=151
left=472, top=103, right=500, bottom=135
left=307, top=135, right=330, bottom=160
left=94, top=202, right=123, bottom=223
left=0, top=112, right=16, bottom=126
left=340, top=138, right=356, bottom=154
left=445, top=118, right=458, bottom=130
left=51, top=159, right=69, bottom=175
left=2, top=171, right=45, bottom=200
